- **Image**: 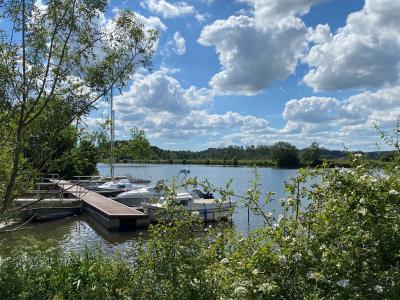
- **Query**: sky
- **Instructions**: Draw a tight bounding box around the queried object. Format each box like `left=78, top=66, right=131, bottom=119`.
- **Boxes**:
left=87, top=0, right=400, bottom=151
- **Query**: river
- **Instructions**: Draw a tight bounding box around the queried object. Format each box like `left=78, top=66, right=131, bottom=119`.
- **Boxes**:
left=1, top=164, right=300, bottom=255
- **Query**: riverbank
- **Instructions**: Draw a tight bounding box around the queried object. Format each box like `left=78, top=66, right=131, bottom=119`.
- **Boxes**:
left=101, top=158, right=387, bottom=168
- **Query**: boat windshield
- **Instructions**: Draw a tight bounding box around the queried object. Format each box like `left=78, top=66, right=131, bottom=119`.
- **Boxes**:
left=177, top=199, right=188, bottom=206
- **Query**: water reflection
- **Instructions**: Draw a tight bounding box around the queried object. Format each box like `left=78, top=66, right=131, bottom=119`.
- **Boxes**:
left=1, top=164, right=304, bottom=254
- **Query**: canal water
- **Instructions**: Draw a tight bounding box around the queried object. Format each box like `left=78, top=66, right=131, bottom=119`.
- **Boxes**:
left=1, top=164, right=301, bottom=255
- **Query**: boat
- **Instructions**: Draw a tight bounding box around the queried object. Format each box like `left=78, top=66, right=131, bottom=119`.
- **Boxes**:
left=115, top=170, right=191, bottom=207
left=116, top=184, right=162, bottom=207
left=142, top=192, right=235, bottom=222
left=92, top=178, right=147, bottom=192
left=90, top=87, right=150, bottom=195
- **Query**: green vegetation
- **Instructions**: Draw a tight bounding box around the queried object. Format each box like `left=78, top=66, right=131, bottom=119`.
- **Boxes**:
left=46, top=126, right=101, bottom=179
left=103, top=132, right=393, bottom=168
left=2, top=149, right=400, bottom=298
left=0, top=0, right=157, bottom=211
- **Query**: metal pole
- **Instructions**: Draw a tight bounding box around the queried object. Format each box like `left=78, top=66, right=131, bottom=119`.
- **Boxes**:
left=110, top=86, right=115, bottom=180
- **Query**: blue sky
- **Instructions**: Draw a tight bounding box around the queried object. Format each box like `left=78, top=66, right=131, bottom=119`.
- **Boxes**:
left=88, top=0, right=400, bottom=151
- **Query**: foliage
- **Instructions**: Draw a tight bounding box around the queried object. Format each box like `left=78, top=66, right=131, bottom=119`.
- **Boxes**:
left=270, top=141, right=300, bottom=168
left=299, top=142, right=322, bottom=166
left=0, top=0, right=157, bottom=211
left=1, top=152, right=400, bottom=298
left=127, top=127, right=151, bottom=160
left=0, top=244, right=133, bottom=299
left=47, top=126, right=100, bottom=179
left=2, top=125, right=400, bottom=298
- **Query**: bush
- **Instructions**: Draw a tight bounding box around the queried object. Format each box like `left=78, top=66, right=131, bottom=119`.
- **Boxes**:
left=1, top=154, right=400, bottom=298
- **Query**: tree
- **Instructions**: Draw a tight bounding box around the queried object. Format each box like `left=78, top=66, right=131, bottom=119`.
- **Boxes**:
left=47, top=126, right=100, bottom=179
left=0, top=0, right=157, bottom=211
left=128, top=128, right=151, bottom=160
left=270, top=141, right=300, bottom=168
left=300, top=142, right=322, bottom=166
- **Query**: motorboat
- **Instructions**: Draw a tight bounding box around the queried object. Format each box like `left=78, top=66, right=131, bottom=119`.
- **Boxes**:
left=142, top=192, right=235, bottom=222
left=116, top=185, right=162, bottom=207
left=116, top=170, right=191, bottom=207
left=93, top=179, right=147, bottom=192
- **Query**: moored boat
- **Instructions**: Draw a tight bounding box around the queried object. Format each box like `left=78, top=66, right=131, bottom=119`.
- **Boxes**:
left=92, top=178, right=147, bottom=192
left=116, top=185, right=161, bottom=207
left=142, top=192, right=235, bottom=222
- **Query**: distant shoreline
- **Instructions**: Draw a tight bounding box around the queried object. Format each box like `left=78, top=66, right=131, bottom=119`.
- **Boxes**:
left=98, top=158, right=386, bottom=169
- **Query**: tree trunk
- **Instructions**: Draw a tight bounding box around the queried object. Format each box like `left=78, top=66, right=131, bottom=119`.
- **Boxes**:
left=2, top=125, right=23, bottom=212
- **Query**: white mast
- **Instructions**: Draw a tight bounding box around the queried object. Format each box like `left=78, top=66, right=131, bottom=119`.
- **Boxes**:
left=110, top=85, right=115, bottom=180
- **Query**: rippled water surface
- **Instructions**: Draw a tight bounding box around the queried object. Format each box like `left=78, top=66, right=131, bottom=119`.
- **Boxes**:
left=1, top=164, right=301, bottom=254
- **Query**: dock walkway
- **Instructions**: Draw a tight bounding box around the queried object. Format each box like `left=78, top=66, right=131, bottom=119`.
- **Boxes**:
left=51, top=180, right=148, bottom=230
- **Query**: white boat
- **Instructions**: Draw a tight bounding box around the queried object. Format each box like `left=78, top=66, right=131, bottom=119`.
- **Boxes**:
left=116, top=170, right=191, bottom=207
left=142, top=192, right=235, bottom=222
left=94, top=179, right=146, bottom=191
left=116, top=185, right=161, bottom=207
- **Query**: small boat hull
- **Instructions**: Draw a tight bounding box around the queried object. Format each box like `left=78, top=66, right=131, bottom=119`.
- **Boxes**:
left=143, top=203, right=235, bottom=222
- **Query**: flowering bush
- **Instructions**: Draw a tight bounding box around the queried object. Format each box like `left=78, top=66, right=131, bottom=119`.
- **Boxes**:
left=1, top=152, right=400, bottom=299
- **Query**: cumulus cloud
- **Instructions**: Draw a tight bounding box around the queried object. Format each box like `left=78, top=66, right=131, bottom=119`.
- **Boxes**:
left=272, top=85, right=400, bottom=148
left=283, top=96, right=343, bottom=123
left=304, top=0, right=400, bottom=91
left=161, top=32, right=186, bottom=57
left=97, top=70, right=270, bottom=141
left=141, top=0, right=194, bottom=18
left=114, top=70, right=211, bottom=114
left=198, top=0, right=323, bottom=95
left=203, top=85, right=400, bottom=150
left=173, top=32, right=186, bottom=55
left=307, top=24, right=332, bottom=44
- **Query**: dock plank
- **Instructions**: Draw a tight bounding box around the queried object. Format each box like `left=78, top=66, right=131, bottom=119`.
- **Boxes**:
left=51, top=180, right=146, bottom=218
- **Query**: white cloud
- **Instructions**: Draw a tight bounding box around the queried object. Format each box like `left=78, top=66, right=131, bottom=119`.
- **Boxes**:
left=273, top=85, right=400, bottom=149
left=141, top=0, right=194, bottom=18
left=114, top=70, right=210, bottom=114
left=195, top=12, right=209, bottom=23
left=92, top=69, right=270, bottom=141
left=160, top=32, right=186, bottom=57
left=173, top=32, right=186, bottom=55
left=304, top=0, right=400, bottom=91
left=307, top=24, right=332, bottom=44
left=198, top=0, right=324, bottom=95
left=204, top=85, right=400, bottom=150
left=283, top=96, right=343, bottom=123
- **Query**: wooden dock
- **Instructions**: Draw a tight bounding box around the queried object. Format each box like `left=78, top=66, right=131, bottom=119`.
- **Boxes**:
left=51, top=180, right=148, bottom=230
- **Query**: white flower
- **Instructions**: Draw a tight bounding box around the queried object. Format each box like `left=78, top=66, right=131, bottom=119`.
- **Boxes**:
left=191, top=211, right=200, bottom=216
left=374, top=285, right=383, bottom=293
left=286, top=197, right=295, bottom=206
left=278, top=255, right=287, bottom=264
left=191, top=278, right=200, bottom=286
left=258, top=282, right=274, bottom=292
left=359, top=198, right=366, bottom=204
left=354, top=153, right=362, bottom=158
left=220, top=258, right=229, bottom=264
left=389, top=189, right=399, bottom=195
left=337, top=279, right=350, bottom=288
left=293, top=252, right=302, bottom=261
left=358, top=208, right=367, bottom=216
left=234, top=286, right=247, bottom=296
left=306, top=271, right=314, bottom=279
left=307, top=249, right=314, bottom=257
left=252, top=268, right=259, bottom=275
